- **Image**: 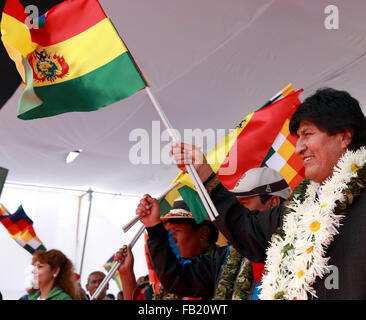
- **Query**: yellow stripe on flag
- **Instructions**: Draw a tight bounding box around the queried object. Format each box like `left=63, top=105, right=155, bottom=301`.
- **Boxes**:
left=31, top=18, right=128, bottom=87
left=21, top=229, right=33, bottom=242
left=280, top=119, right=290, bottom=136
left=3, top=42, right=26, bottom=81
left=165, top=112, right=255, bottom=206
left=0, top=204, right=7, bottom=216
left=1, top=13, right=35, bottom=57
left=11, top=231, right=22, bottom=240
left=206, top=112, right=254, bottom=172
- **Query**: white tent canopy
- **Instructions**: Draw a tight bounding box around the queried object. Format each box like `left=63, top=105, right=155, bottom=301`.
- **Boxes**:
left=1, top=0, right=366, bottom=299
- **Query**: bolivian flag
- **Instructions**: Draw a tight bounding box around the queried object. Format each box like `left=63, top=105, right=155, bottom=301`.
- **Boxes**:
left=163, top=85, right=304, bottom=222
left=1, top=0, right=147, bottom=120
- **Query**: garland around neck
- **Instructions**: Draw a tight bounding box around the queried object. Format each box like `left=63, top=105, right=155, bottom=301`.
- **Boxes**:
left=259, top=147, right=366, bottom=300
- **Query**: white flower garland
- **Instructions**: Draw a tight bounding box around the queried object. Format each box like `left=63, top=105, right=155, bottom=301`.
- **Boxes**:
left=259, top=147, right=366, bottom=300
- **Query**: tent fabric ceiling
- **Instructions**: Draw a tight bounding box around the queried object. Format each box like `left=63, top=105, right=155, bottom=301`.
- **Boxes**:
left=0, top=0, right=366, bottom=197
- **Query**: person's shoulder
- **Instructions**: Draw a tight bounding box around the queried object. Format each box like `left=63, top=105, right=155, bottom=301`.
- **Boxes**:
left=27, top=290, right=41, bottom=300
left=206, top=244, right=230, bottom=261
left=47, top=287, right=72, bottom=300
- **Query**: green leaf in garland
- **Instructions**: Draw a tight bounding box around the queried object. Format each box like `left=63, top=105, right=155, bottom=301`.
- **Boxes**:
left=275, top=291, right=285, bottom=299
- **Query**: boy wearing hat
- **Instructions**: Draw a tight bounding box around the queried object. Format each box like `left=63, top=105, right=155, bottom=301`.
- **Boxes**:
left=116, top=198, right=220, bottom=300
left=135, top=167, right=290, bottom=299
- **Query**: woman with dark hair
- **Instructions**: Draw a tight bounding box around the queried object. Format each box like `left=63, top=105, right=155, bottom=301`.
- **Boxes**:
left=26, top=249, right=79, bottom=300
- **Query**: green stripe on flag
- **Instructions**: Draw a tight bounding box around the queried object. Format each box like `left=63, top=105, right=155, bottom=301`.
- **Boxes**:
left=159, top=197, right=172, bottom=217
left=178, top=185, right=208, bottom=224
left=23, top=243, right=46, bottom=255
left=37, top=244, right=47, bottom=252
left=18, top=51, right=147, bottom=120
left=112, top=274, right=123, bottom=291
left=23, top=244, right=35, bottom=254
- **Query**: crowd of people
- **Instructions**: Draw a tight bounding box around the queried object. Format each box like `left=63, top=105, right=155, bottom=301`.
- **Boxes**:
left=10, top=88, right=366, bottom=300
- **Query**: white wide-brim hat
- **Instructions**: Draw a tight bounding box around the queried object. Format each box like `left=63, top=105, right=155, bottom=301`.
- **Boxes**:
left=230, top=167, right=291, bottom=200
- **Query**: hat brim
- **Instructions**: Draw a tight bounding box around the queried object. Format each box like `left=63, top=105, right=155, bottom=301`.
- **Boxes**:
left=161, top=215, right=194, bottom=221
left=233, top=188, right=290, bottom=200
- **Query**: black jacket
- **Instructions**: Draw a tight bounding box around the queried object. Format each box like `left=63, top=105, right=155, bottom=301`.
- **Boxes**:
left=147, top=223, right=229, bottom=298
left=210, top=182, right=366, bottom=300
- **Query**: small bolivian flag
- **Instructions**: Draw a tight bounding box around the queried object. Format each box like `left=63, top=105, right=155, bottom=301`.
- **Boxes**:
left=1, top=0, right=148, bottom=120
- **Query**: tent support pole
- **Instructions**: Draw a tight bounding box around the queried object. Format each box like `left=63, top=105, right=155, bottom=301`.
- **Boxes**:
left=79, top=188, right=93, bottom=277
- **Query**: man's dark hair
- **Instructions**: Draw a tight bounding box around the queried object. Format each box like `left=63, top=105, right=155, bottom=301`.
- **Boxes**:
left=259, top=194, right=286, bottom=205
left=289, top=88, right=366, bottom=151
left=87, top=271, right=105, bottom=284
left=164, top=219, right=219, bottom=244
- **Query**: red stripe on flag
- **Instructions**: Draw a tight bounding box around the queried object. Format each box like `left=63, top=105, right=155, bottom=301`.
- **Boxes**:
left=29, top=0, right=107, bottom=47
left=217, top=90, right=302, bottom=190
left=289, top=173, right=304, bottom=190
left=7, top=223, right=20, bottom=235
left=0, top=217, right=13, bottom=230
left=3, top=0, right=28, bottom=23
left=287, top=153, right=304, bottom=172
left=144, top=233, right=160, bottom=293
left=252, top=262, right=265, bottom=283
left=15, top=219, right=29, bottom=231
left=286, top=130, right=298, bottom=147
left=27, top=226, right=37, bottom=237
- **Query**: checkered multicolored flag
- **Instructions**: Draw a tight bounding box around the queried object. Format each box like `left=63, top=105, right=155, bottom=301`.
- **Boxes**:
left=0, top=204, right=46, bottom=254
left=103, top=256, right=123, bottom=291
left=261, top=117, right=305, bottom=190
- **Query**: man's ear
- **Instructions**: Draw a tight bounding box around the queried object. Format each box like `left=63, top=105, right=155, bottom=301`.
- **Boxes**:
left=199, top=225, right=210, bottom=241
left=341, top=129, right=354, bottom=149
left=268, top=196, right=280, bottom=209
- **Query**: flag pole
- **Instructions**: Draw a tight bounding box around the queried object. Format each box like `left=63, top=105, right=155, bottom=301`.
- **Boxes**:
left=122, top=181, right=181, bottom=233
left=145, top=87, right=219, bottom=221
left=260, top=83, right=294, bottom=109
left=79, top=188, right=93, bottom=277
left=91, top=225, right=145, bottom=300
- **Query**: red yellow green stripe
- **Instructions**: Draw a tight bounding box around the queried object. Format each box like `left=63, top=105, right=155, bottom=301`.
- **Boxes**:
left=29, top=18, right=128, bottom=87
left=19, top=51, right=146, bottom=119
left=1, top=0, right=147, bottom=120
